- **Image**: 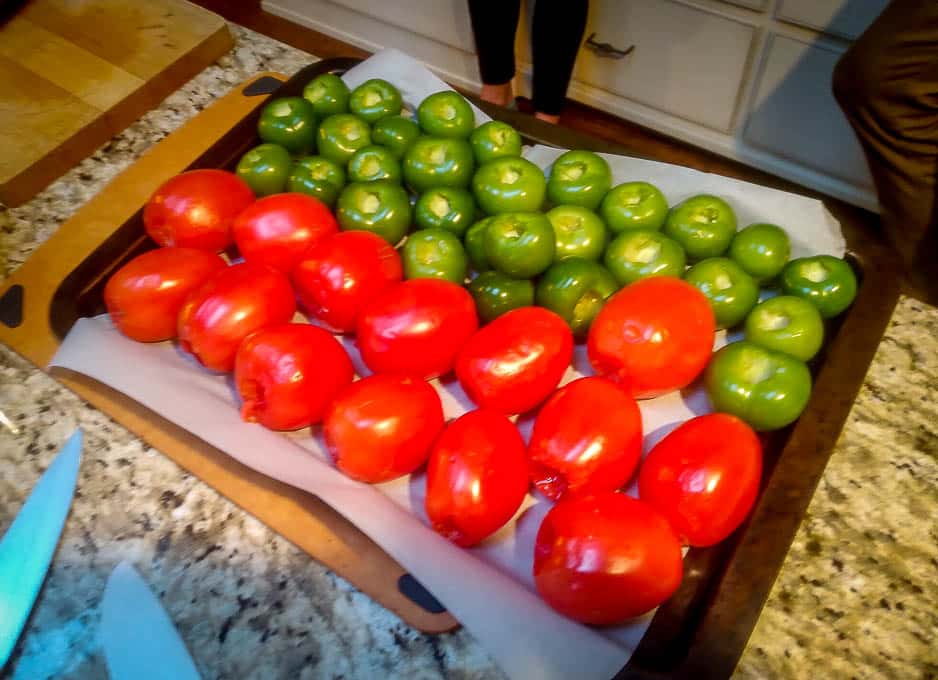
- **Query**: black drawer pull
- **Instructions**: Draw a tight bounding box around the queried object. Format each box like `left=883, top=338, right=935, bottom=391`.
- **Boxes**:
left=584, top=32, right=635, bottom=59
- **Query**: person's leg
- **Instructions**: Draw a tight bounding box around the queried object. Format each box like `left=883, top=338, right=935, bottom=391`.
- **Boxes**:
left=468, top=0, right=522, bottom=107
left=531, top=0, right=589, bottom=123
left=832, top=1, right=938, bottom=272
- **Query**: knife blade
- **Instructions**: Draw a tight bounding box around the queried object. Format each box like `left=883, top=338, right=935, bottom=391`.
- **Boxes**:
left=0, top=428, right=82, bottom=667
left=100, top=561, right=201, bottom=680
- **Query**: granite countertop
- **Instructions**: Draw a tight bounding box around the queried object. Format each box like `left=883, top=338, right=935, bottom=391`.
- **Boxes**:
left=1, top=25, right=936, bottom=680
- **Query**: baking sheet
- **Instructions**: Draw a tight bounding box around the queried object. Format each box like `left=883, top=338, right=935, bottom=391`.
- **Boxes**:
left=51, top=49, right=847, bottom=680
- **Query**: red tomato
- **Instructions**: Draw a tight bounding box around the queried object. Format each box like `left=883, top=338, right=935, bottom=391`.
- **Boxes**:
left=425, top=409, right=529, bottom=547
left=293, top=231, right=403, bottom=333
left=587, top=277, right=715, bottom=399
left=356, top=279, right=478, bottom=380
left=177, top=262, right=296, bottom=372
left=455, top=307, right=573, bottom=415
left=235, top=323, right=354, bottom=431
left=143, top=169, right=254, bottom=251
left=324, top=374, right=444, bottom=483
left=534, top=493, right=683, bottom=624
left=527, top=377, right=643, bottom=501
left=638, top=413, right=762, bottom=547
left=232, top=193, right=338, bottom=274
left=104, top=247, right=226, bottom=342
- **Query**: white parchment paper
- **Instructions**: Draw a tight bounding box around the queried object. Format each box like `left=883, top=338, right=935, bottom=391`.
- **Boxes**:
left=50, top=49, right=847, bottom=680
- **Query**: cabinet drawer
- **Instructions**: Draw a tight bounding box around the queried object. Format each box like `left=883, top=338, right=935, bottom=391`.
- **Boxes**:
left=743, top=34, right=873, bottom=188
left=329, top=0, right=475, bottom=52
left=776, top=0, right=888, bottom=41
left=571, top=0, right=755, bottom=132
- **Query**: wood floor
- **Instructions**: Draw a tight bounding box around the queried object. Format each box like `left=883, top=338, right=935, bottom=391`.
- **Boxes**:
left=190, top=0, right=933, bottom=304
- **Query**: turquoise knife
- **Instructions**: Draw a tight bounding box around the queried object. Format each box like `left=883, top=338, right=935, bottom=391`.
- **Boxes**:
left=0, top=428, right=82, bottom=667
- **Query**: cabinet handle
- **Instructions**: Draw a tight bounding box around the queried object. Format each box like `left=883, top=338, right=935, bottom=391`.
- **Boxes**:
left=584, top=33, right=634, bottom=59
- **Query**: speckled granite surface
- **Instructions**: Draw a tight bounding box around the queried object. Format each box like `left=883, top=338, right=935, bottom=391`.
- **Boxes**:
left=1, top=24, right=936, bottom=680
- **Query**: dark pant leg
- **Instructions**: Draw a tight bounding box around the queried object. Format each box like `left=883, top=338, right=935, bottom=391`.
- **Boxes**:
left=832, top=0, right=938, bottom=269
left=531, top=0, right=589, bottom=115
left=468, top=0, right=523, bottom=85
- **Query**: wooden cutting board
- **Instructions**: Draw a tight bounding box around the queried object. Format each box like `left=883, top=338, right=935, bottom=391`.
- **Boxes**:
left=0, top=0, right=233, bottom=207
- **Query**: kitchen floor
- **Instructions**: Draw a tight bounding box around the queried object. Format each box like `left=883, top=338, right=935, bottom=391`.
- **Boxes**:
left=1, top=11, right=936, bottom=680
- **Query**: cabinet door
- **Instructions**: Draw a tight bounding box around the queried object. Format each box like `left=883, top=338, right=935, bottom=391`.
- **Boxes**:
left=329, top=0, right=475, bottom=52
left=743, top=34, right=873, bottom=189
left=570, top=0, right=756, bottom=132
left=776, top=0, right=888, bottom=41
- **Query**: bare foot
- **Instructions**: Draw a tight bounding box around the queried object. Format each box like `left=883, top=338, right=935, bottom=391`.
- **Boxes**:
left=535, top=112, right=561, bottom=125
left=480, top=82, right=513, bottom=107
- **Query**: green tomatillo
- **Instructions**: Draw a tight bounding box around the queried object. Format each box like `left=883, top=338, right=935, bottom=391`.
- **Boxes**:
left=336, top=180, right=412, bottom=245
left=780, top=255, right=858, bottom=319
left=349, top=78, right=402, bottom=124
left=604, top=230, right=686, bottom=286
left=745, top=295, right=824, bottom=362
left=684, top=257, right=759, bottom=329
left=663, top=194, right=737, bottom=261
left=469, top=120, right=522, bottom=165
left=347, top=145, right=402, bottom=183
left=302, top=73, right=350, bottom=117
left=417, top=91, right=475, bottom=138
left=600, top=181, right=669, bottom=233
left=468, top=271, right=535, bottom=324
left=546, top=150, right=612, bottom=210
left=372, top=115, right=421, bottom=159
left=317, top=114, right=372, bottom=166
left=257, top=96, right=318, bottom=154
left=403, top=136, right=475, bottom=192
left=546, top=205, right=607, bottom=262
left=483, top=212, right=555, bottom=279
left=414, top=187, right=476, bottom=237
left=402, top=228, right=468, bottom=284
left=704, top=340, right=812, bottom=431
left=729, top=223, right=791, bottom=282
left=236, top=143, right=292, bottom=196
left=472, top=157, right=546, bottom=214
left=286, top=155, right=346, bottom=207
left=536, top=258, right=618, bottom=338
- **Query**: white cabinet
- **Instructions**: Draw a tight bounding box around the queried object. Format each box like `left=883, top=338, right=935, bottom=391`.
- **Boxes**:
left=263, top=0, right=884, bottom=211
left=570, top=0, right=755, bottom=132
left=744, top=34, right=873, bottom=190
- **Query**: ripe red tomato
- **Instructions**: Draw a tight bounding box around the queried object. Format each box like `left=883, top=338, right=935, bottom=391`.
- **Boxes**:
left=293, top=231, right=403, bottom=333
left=527, top=377, right=642, bottom=501
left=587, top=277, right=715, bottom=399
left=177, top=262, right=296, bottom=372
left=235, top=323, right=354, bottom=431
left=356, top=279, right=478, bottom=379
left=534, top=492, right=683, bottom=624
left=232, top=192, right=338, bottom=274
left=104, top=247, right=226, bottom=342
left=425, top=409, right=529, bottom=547
left=638, top=413, right=762, bottom=547
left=143, top=169, right=254, bottom=251
left=324, top=374, right=444, bottom=483
left=455, top=307, right=573, bottom=415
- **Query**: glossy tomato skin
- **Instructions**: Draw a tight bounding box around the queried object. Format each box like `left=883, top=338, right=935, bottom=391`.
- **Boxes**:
left=104, top=247, right=226, bottom=342
left=534, top=493, right=683, bottom=624
left=456, top=307, right=573, bottom=415
left=587, top=277, right=715, bottom=399
left=638, top=413, right=762, bottom=547
left=232, top=193, right=338, bottom=274
left=143, top=169, right=254, bottom=251
left=324, top=374, right=444, bottom=483
left=425, top=409, right=529, bottom=547
left=527, top=377, right=643, bottom=500
left=177, top=262, right=296, bottom=372
left=235, top=323, right=354, bottom=431
left=292, top=231, right=402, bottom=333
left=356, top=279, right=478, bottom=379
